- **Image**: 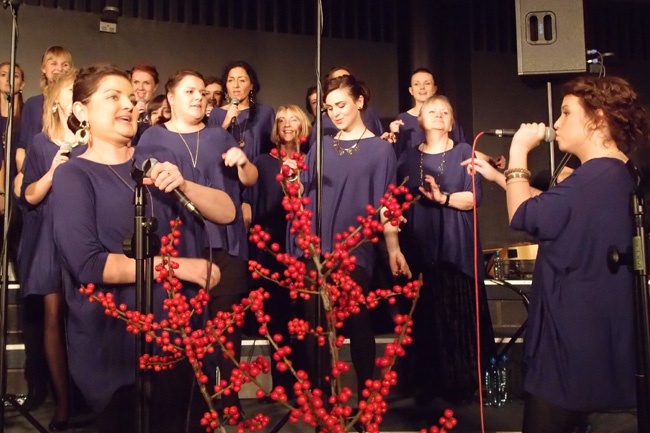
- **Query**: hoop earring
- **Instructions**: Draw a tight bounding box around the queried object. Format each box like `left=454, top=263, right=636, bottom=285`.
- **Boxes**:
left=75, top=120, right=90, bottom=145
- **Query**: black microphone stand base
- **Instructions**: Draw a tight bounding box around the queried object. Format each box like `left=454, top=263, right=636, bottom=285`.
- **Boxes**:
left=2, top=394, right=49, bottom=433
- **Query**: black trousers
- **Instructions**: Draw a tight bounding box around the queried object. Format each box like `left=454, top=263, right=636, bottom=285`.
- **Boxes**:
left=296, top=264, right=376, bottom=398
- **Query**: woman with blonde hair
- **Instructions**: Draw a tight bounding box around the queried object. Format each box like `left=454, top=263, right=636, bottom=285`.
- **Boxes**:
left=16, top=46, right=73, bottom=173
left=19, top=68, right=80, bottom=430
left=245, top=105, right=312, bottom=396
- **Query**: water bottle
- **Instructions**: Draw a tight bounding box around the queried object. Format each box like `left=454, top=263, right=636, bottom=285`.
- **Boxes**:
left=498, top=354, right=509, bottom=406
left=483, top=357, right=497, bottom=406
left=493, top=251, right=504, bottom=280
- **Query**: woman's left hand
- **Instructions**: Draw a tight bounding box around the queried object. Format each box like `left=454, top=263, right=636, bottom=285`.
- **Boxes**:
left=144, top=161, right=185, bottom=193
left=419, top=174, right=445, bottom=204
left=222, top=147, right=249, bottom=168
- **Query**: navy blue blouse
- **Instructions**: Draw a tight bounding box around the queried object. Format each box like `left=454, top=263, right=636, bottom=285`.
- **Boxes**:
left=511, top=157, right=636, bottom=411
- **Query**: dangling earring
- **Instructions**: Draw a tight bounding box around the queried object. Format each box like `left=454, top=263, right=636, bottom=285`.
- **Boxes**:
left=225, top=94, right=231, bottom=104
left=249, top=90, right=254, bottom=105
left=75, top=120, right=90, bottom=145
left=52, top=104, right=58, bottom=113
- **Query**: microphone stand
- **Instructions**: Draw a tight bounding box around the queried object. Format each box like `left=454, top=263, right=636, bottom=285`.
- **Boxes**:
left=267, top=2, right=323, bottom=433
left=628, top=192, right=650, bottom=433
left=608, top=174, right=650, bottom=433
left=0, top=1, right=48, bottom=432
left=124, top=164, right=158, bottom=433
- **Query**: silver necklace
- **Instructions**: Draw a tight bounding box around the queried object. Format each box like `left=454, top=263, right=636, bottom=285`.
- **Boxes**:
left=173, top=123, right=201, bottom=168
left=105, top=158, right=136, bottom=192
left=332, top=127, right=367, bottom=156
left=419, top=143, right=449, bottom=188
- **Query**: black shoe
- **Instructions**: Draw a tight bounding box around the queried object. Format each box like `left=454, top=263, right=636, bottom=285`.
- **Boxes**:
left=48, top=419, right=69, bottom=432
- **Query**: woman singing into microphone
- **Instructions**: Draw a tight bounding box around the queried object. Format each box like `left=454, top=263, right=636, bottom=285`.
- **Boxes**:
left=464, top=75, right=649, bottom=433
left=52, top=64, right=233, bottom=433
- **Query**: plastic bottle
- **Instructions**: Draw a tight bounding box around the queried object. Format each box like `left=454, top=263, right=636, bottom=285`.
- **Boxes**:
left=493, top=251, right=504, bottom=280
left=483, top=357, right=497, bottom=406
left=498, top=354, right=509, bottom=406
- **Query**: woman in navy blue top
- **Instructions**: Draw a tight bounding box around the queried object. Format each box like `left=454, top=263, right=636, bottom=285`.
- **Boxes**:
left=466, top=76, right=649, bottom=433
left=51, top=64, right=234, bottom=433
left=291, top=75, right=410, bottom=400
left=385, top=68, right=466, bottom=160
left=19, top=69, right=82, bottom=430
left=208, top=61, right=275, bottom=161
left=397, top=95, right=494, bottom=404
left=0, top=61, right=24, bottom=205
left=138, top=68, right=257, bottom=413
left=245, top=104, right=312, bottom=396
left=16, top=46, right=73, bottom=177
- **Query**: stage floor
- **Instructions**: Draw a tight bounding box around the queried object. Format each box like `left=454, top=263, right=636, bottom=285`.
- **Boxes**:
left=2, top=393, right=638, bottom=433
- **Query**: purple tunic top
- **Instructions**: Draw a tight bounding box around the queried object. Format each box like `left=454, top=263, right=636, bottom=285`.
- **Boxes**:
left=397, top=143, right=482, bottom=279
left=291, top=135, right=396, bottom=274
left=51, top=148, right=202, bottom=412
left=394, top=111, right=466, bottom=160
left=137, top=125, right=248, bottom=261
left=208, top=103, right=275, bottom=161
left=16, top=94, right=43, bottom=151
left=245, top=154, right=286, bottom=264
left=511, top=158, right=636, bottom=411
left=18, top=133, right=85, bottom=297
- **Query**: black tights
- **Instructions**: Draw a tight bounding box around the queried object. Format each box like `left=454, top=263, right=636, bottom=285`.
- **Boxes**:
left=522, top=393, right=588, bottom=433
left=205, top=249, right=248, bottom=410
left=299, top=266, right=376, bottom=397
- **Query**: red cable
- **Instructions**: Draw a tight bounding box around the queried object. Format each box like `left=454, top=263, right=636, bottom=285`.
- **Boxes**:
left=470, top=131, right=487, bottom=433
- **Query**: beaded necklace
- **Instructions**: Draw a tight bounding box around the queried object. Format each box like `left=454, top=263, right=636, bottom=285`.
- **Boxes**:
left=419, top=141, right=450, bottom=188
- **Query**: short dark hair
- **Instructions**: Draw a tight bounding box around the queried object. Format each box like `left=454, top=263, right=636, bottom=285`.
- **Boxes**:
left=130, top=62, right=159, bottom=84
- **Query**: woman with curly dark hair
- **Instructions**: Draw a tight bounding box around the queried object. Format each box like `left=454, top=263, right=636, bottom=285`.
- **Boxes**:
left=465, top=75, right=649, bottom=433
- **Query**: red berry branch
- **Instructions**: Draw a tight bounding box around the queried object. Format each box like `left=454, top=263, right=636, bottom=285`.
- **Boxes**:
left=79, top=147, right=456, bottom=433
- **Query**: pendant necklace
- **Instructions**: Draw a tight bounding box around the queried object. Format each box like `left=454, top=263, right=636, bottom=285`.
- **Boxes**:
left=333, top=127, right=367, bottom=156
left=173, top=122, right=201, bottom=168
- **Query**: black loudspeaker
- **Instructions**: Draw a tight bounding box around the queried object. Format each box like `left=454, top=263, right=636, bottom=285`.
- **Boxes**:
left=515, top=0, right=586, bottom=75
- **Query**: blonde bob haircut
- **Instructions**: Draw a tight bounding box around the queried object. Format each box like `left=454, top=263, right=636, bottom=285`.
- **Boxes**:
left=270, top=104, right=312, bottom=146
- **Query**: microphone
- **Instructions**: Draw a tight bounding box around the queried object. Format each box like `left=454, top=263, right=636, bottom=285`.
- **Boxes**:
left=230, top=98, right=240, bottom=128
left=141, top=158, right=204, bottom=221
left=60, top=142, right=72, bottom=158
left=484, top=127, right=556, bottom=143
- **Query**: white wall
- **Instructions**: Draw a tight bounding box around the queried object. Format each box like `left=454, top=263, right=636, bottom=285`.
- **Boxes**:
left=0, top=5, right=398, bottom=117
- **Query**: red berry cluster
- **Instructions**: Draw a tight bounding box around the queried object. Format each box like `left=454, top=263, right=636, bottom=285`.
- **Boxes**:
left=419, top=409, right=458, bottom=433
left=78, top=167, right=456, bottom=433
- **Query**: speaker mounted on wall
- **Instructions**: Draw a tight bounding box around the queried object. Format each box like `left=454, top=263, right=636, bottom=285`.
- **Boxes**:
left=515, top=0, right=586, bottom=75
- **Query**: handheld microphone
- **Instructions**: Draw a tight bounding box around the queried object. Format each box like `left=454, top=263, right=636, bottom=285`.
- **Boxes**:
left=230, top=98, right=240, bottom=128
left=60, top=143, right=72, bottom=158
left=141, top=158, right=204, bottom=221
left=484, top=127, right=556, bottom=143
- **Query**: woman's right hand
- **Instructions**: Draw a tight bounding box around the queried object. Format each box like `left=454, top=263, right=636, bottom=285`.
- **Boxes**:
left=511, top=123, right=547, bottom=155
left=221, top=103, right=240, bottom=129
left=49, top=148, right=70, bottom=174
